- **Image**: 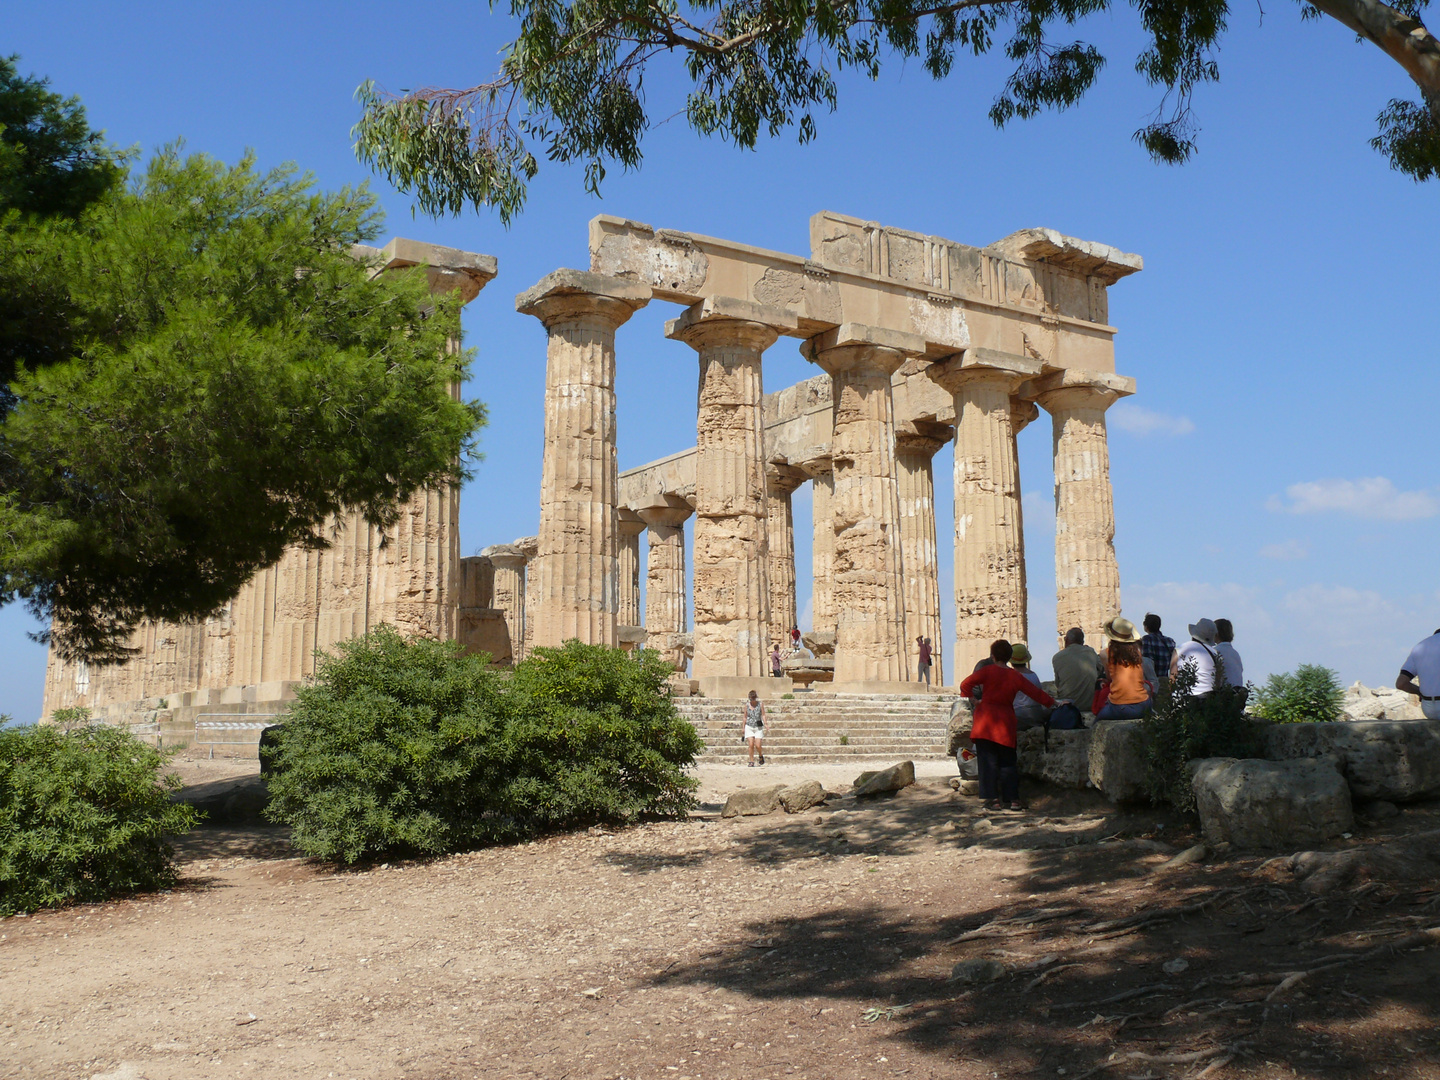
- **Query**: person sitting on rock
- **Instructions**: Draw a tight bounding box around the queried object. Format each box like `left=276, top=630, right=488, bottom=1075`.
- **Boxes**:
left=1171, top=618, right=1220, bottom=695
left=1140, top=613, right=1176, bottom=687
left=1008, top=643, right=1050, bottom=731
left=1096, top=617, right=1153, bottom=721
left=960, top=640, right=1058, bottom=812
left=1213, top=619, right=1245, bottom=688
left=1052, top=628, right=1104, bottom=718
left=1396, top=627, right=1440, bottom=720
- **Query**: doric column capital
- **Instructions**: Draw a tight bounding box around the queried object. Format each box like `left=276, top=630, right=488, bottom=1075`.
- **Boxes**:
left=801, top=323, right=926, bottom=378
left=765, top=461, right=809, bottom=496
left=894, top=424, right=951, bottom=460
left=665, top=296, right=798, bottom=353
left=1010, top=397, right=1041, bottom=434
left=480, top=543, right=528, bottom=572
left=513, top=535, right=538, bottom=562
left=635, top=496, right=692, bottom=530
left=1028, top=369, right=1136, bottom=414
left=798, top=456, right=833, bottom=480
left=926, top=347, right=1042, bottom=396
left=617, top=507, right=646, bottom=538
left=515, top=269, right=652, bottom=329
left=355, top=238, right=498, bottom=304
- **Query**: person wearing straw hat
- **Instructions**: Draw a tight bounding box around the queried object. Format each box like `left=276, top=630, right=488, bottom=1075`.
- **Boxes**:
left=1008, top=642, right=1050, bottom=730
left=1171, top=618, right=1221, bottom=695
left=1097, top=616, right=1154, bottom=720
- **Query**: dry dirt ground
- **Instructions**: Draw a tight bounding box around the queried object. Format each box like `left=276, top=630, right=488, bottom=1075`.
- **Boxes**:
left=4, top=755, right=1440, bottom=1080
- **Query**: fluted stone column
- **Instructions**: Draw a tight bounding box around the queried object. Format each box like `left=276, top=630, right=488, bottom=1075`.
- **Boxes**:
left=482, top=544, right=528, bottom=662
left=807, top=465, right=836, bottom=637
left=1033, top=370, right=1135, bottom=647
left=928, top=348, right=1042, bottom=675
left=667, top=298, right=797, bottom=681
left=316, top=511, right=372, bottom=652
left=638, top=501, right=691, bottom=638
left=765, top=463, right=807, bottom=647
left=802, top=324, right=925, bottom=686
left=617, top=509, right=644, bottom=628
left=517, top=270, right=651, bottom=649
left=895, top=428, right=950, bottom=687
left=516, top=535, right=538, bottom=659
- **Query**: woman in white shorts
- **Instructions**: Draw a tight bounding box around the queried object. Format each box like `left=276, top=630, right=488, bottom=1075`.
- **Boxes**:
left=742, top=690, right=766, bottom=766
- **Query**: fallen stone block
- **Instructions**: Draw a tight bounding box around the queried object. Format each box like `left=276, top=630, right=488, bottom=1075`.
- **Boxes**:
left=1261, top=720, right=1440, bottom=802
left=1088, top=719, right=1151, bottom=803
left=1191, top=756, right=1352, bottom=850
left=721, top=785, right=787, bottom=818
left=778, top=780, right=827, bottom=814
left=174, top=774, right=269, bottom=825
left=948, top=958, right=1006, bottom=985
left=1017, top=727, right=1091, bottom=788
left=946, top=698, right=973, bottom=756
left=852, top=761, right=916, bottom=797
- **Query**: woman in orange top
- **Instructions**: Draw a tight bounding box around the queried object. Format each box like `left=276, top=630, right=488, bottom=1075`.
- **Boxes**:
left=959, top=640, right=1057, bottom=811
left=1097, top=636, right=1153, bottom=721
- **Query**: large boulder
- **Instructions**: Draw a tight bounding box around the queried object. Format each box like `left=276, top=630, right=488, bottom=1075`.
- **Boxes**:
left=1191, top=756, right=1353, bottom=849
left=1017, top=727, right=1091, bottom=788
left=852, top=761, right=916, bottom=797
left=1261, top=720, right=1440, bottom=802
left=1088, top=719, right=1151, bottom=803
left=778, top=780, right=827, bottom=813
left=721, top=785, right=787, bottom=818
left=175, top=773, right=270, bottom=824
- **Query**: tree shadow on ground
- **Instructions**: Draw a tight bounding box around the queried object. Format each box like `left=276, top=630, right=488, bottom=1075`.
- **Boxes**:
left=172, top=824, right=295, bottom=862
left=600, top=851, right=709, bottom=874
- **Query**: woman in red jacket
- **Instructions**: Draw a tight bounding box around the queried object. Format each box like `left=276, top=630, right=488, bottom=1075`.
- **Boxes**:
left=959, top=639, right=1058, bottom=811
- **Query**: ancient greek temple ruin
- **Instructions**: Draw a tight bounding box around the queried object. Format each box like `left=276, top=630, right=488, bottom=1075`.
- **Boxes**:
left=42, top=211, right=1140, bottom=723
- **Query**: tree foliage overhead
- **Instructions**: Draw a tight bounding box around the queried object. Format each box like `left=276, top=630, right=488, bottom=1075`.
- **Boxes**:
left=0, top=69, right=486, bottom=663
left=353, top=0, right=1440, bottom=223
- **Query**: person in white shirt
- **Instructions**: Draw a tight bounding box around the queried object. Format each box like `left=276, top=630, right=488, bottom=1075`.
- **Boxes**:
left=1213, top=619, right=1244, bottom=688
left=1171, top=618, right=1219, bottom=695
left=1397, top=629, right=1440, bottom=720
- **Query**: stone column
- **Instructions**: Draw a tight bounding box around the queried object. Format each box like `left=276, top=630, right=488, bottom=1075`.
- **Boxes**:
left=895, top=427, right=950, bottom=687
left=1032, top=370, right=1135, bottom=646
left=517, top=271, right=651, bottom=649
left=807, top=465, right=836, bottom=637
left=928, top=348, right=1041, bottom=676
left=802, top=324, right=925, bottom=686
left=667, top=298, right=797, bottom=681
left=638, top=500, right=691, bottom=638
left=516, top=535, right=538, bottom=659
left=765, top=463, right=808, bottom=647
left=482, top=544, right=528, bottom=662
left=617, top=510, right=645, bottom=629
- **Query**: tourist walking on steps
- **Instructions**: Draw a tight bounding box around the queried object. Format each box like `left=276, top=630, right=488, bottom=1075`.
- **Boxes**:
left=1009, top=643, right=1050, bottom=730
left=1171, top=618, right=1220, bottom=694
left=1396, top=628, right=1440, bottom=720
left=1214, top=619, right=1244, bottom=688
left=1097, top=617, right=1153, bottom=721
left=1052, top=628, right=1103, bottom=716
left=742, top=690, right=766, bottom=766
left=959, top=640, right=1058, bottom=812
left=771, top=644, right=784, bottom=678
left=917, top=635, right=933, bottom=687
left=1141, top=614, right=1176, bottom=688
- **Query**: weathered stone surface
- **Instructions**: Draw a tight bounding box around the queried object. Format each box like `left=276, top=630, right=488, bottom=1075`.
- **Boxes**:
left=947, top=698, right=974, bottom=756
left=948, top=958, right=1007, bottom=985
left=852, top=760, right=916, bottom=797
left=1191, top=756, right=1353, bottom=850
left=895, top=429, right=948, bottom=685
left=175, top=774, right=269, bottom=825
left=1342, top=682, right=1425, bottom=721
left=1287, top=829, right=1440, bottom=893
left=1088, top=719, right=1150, bottom=803
left=1017, top=726, right=1091, bottom=789
left=778, top=780, right=827, bottom=813
left=721, top=785, right=787, bottom=818
left=809, top=467, right=836, bottom=639
left=1260, top=720, right=1440, bottom=802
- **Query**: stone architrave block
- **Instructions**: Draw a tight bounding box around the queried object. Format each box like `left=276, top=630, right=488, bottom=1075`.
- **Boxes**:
left=1017, top=727, right=1091, bottom=789
left=1191, top=756, right=1353, bottom=850
left=721, top=785, right=787, bottom=818
left=1087, top=719, right=1151, bottom=803
left=1260, top=720, right=1440, bottom=802
left=778, top=780, right=827, bottom=814
left=852, top=761, right=916, bottom=797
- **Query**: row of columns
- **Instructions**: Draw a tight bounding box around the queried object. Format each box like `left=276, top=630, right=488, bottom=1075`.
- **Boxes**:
left=517, top=270, right=1126, bottom=686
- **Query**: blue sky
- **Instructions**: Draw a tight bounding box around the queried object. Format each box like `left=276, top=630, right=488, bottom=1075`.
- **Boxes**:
left=5, top=1, right=1438, bottom=720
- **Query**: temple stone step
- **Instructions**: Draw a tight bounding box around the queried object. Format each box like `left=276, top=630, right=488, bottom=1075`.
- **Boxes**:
left=675, top=695, right=956, bottom=762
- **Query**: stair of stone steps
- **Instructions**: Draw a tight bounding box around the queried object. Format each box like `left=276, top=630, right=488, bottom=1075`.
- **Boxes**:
left=676, top=695, right=957, bottom=761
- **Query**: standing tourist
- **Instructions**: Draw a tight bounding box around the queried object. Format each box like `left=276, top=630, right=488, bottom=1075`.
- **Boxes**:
left=1396, top=628, right=1440, bottom=719
left=790, top=625, right=802, bottom=649
left=1097, top=617, right=1153, bottom=720
left=771, top=645, right=784, bottom=678
left=1052, top=628, right=1104, bottom=716
left=742, top=690, right=766, bottom=766
left=1213, top=619, right=1245, bottom=687
left=1009, top=643, right=1050, bottom=730
left=1171, top=618, right=1220, bottom=694
left=1141, top=614, right=1176, bottom=687
left=960, top=640, right=1057, bottom=812
left=917, top=636, right=933, bottom=687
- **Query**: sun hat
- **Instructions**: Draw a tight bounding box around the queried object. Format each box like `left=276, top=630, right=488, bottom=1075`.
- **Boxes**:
left=1010, top=642, right=1032, bottom=664
left=1189, top=618, right=1218, bottom=644
left=1101, top=616, right=1142, bottom=643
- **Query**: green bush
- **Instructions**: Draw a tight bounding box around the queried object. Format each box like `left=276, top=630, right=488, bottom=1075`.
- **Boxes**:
left=0, top=723, right=199, bottom=915
left=263, top=629, right=702, bottom=863
left=1249, top=664, right=1345, bottom=725
left=1141, top=661, right=1261, bottom=812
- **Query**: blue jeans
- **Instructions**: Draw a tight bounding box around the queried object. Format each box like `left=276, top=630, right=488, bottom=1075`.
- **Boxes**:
left=1096, top=699, right=1151, bottom=721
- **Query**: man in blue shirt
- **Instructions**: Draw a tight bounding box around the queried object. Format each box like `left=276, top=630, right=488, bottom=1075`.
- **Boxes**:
left=1141, top=614, right=1176, bottom=686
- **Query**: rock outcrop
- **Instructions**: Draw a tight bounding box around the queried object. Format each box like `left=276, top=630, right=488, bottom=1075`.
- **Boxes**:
left=1191, top=756, right=1353, bottom=849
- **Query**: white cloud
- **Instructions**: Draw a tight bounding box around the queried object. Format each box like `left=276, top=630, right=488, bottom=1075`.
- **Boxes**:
left=1122, top=581, right=1273, bottom=636
left=1021, top=489, right=1055, bottom=536
left=1267, top=477, right=1439, bottom=521
left=1259, top=539, right=1308, bottom=561
left=1109, top=404, right=1195, bottom=437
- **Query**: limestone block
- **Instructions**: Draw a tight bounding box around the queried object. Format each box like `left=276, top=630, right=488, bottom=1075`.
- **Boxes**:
left=947, top=698, right=974, bottom=756
left=1341, top=683, right=1425, bottom=721
left=778, top=780, right=827, bottom=814
left=1088, top=719, right=1151, bottom=803
left=721, top=785, right=787, bottom=818
left=1191, top=757, right=1353, bottom=850
left=1017, top=727, right=1091, bottom=789
left=1261, top=720, right=1440, bottom=802
left=852, top=760, right=916, bottom=797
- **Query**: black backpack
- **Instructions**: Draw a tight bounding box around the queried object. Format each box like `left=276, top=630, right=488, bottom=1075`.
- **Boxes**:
left=1043, top=702, right=1084, bottom=748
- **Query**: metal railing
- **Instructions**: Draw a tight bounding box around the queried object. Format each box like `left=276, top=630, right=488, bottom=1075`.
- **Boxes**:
left=194, top=714, right=280, bottom=758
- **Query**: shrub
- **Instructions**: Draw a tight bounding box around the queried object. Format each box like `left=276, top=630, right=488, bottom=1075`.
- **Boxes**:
left=263, top=629, right=702, bottom=863
left=0, top=724, right=199, bottom=915
left=1141, top=661, right=1261, bottom=812
left=1249, top=664, right=1345, bottom=725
